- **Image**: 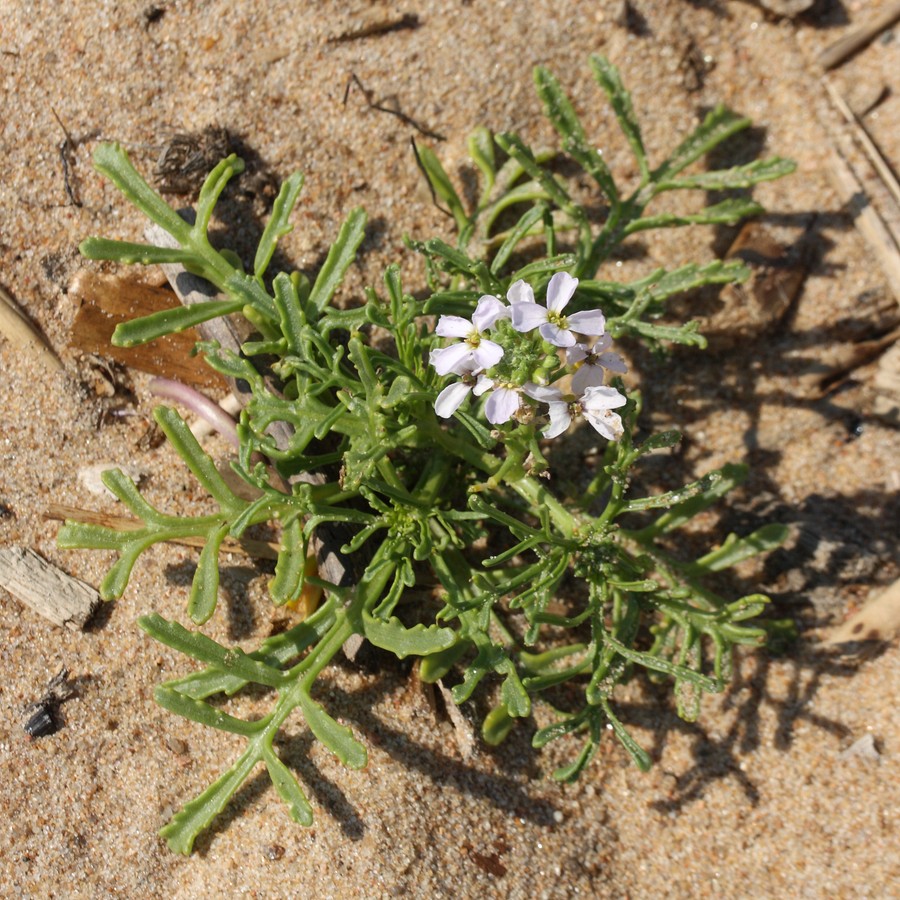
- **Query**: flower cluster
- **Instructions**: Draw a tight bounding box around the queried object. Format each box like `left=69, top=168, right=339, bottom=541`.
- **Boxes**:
left=429, top=272, right=627, bottom=441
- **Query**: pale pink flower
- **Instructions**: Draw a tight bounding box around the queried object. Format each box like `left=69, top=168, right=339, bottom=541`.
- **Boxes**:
left=568, top=337, right=628, bottom=393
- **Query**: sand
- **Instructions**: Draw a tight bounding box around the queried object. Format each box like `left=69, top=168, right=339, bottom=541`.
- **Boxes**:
left=1, top=1, right=899, bottom=897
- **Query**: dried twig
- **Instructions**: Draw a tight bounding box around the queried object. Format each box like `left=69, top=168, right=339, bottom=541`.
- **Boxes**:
left=327, top=11, right=419, bottom=43
left=343, top=72, right=445, bottom=141
left=823, top=77, right=900, bottom=210
left=827, top=148, right=900, bottom=302
left=45, top=503, right=279, bottom=559
left=817, top=0, right=900, bottom=70
left=50, top=107, right=82, bottom=207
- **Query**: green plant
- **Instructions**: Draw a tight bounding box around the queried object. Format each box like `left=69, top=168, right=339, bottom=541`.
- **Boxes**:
left=60, top=55, right=792, bottom=853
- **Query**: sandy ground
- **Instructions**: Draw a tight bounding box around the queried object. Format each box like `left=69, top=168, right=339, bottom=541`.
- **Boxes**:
left=1, top=1, right=899, bottom=897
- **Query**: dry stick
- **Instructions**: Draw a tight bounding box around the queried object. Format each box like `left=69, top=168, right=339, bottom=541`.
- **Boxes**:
left=827, top=147, right=900, bottom=303
left=0, top=546, right=99, bottom=630
left=823, top=77, right=900, bottom=211
left=50, top=107, right=82, bottom=208
left=817, top=0, right=900, bottom=70
left=144, top=221, right=355, bottom=591
left=327, top=11, right=419, bottom=43
left=45, top=503, right=279, bottom=560
left=0, top=283, right=65, bottom=374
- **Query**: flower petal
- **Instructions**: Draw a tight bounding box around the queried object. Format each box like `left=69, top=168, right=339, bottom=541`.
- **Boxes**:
left=434, top=381, right=472, bottom=418
left=582, top=385, right=627, bottom=411
left=435, top=315, right=474, bottom=339
left=571, top=363, right=606, bottom=395
left=473, top=339, right=504, bottom=370
left=543, top=400, right=572, bottom=438
left=539, top=321, right=576, bottom=347
left=472, top=295, right=509, bottom=330
left=430, top=342, right=474, bottom=376
left=485, top=387, right=520, bottom=424
left=523, top=382, right=563, bottom=402
left=511, top=303, right=548, bottom=333
left=567, top=309, right=606, bottom=337
left=597, top=351, right=627, bottom=374
left=584, top=408, right=624, bottom=441
left=566, top=343, right=588, bottom=366
left=473, top=375, right=495, bottom=397
left=506, top=279, right=534, bottom=305
left=546, top=272, right=578, bottom=313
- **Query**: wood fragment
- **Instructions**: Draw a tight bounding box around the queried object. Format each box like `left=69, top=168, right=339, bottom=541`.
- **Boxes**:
left=0, top=283, right=65, bottom=374
left=45, top=503, right=279, bottom=560
left=68, top=271, right=226, bottom=389
left=0, top=546, right=99, bottom=630
left=817, top=0, right=900, bottom=70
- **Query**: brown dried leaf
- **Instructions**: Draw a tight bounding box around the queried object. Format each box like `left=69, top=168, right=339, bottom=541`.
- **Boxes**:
left=68, top=271, right=225, bottom=389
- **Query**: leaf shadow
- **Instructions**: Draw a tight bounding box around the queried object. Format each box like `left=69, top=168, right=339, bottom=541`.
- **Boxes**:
left=617, top=642, right=864, bottom=814
left=322, top=678, right=560, bottom=827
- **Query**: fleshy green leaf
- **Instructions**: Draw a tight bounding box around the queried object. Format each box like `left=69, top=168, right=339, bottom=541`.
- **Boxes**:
left=263, top=747, right=313, bottom=825
left=308, top=207, right=367, bottom=312
left=254, top=171, right=304, bottom=279
left=362, top=612, right=457, bottom=659
left=414, top=143, right=469, bottom=231
left=589, top=55, right=648, bottom=182
left=297, top=694, right=367, bottom=769
left=111, top=297, right=245, bottom=347
left=652, top=104, right=749, bottom=184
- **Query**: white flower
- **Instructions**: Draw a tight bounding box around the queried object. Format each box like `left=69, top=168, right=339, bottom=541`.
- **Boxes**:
left=523, top=382, right=626, bottom=441
left=434, top=372, right=524, bottom=425
left=581, top=385, right=626, bottom=441
left=567, top=337, right=628, bottom=394
left=475, top=376, right=522, bottom=425
left=429, top=295, right=509, bottom=376
left=523, top=383, right=571, bottom=438
left=434, top=379, right=476, bottom=418
left=510, top=272, right=606, bottom=348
